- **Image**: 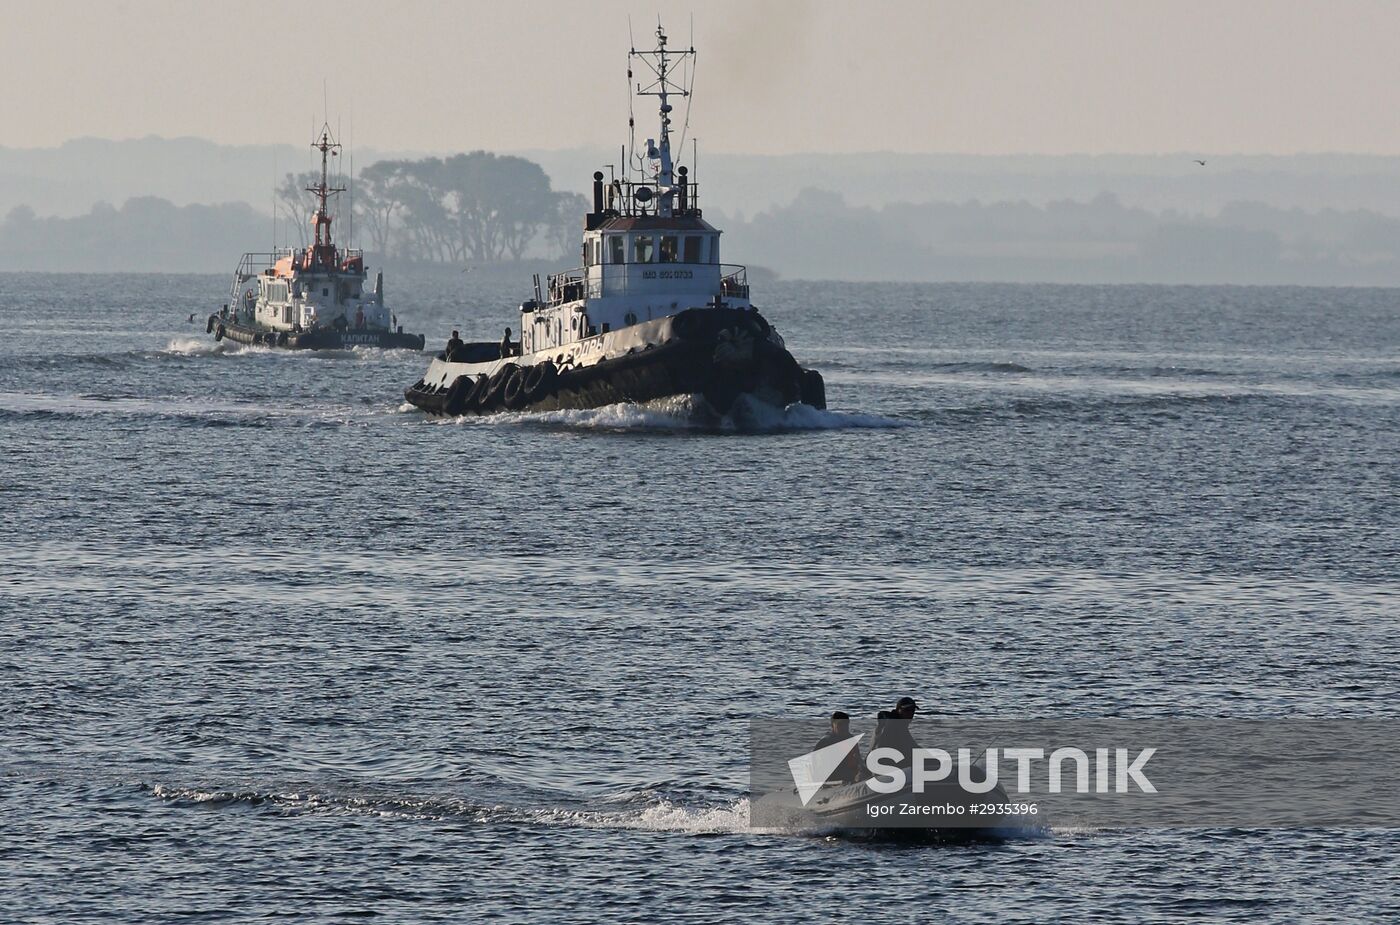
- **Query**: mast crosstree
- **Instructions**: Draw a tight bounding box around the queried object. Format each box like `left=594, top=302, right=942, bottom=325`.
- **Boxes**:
left=629, top=25, right=694, bottom=217
left=307, top=124, right=345, bottom=253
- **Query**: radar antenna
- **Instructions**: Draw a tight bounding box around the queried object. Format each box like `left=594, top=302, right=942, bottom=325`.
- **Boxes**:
left=629, top=24, right=694, bottom=217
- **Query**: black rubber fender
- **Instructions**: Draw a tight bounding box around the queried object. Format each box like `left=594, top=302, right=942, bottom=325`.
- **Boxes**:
left=478, top=363, right=518, bottom=411
left=502, top=367, right=530, bottom=410
left=444, top=375, right=475, bottom=415
left=461, top=374, right=490, bottom=411
left=214, top=323, right=225, bottom=342
left=522, top=362, right=558, bottom=404
left=800, top=368, right=826, bottom=410
left=276, top=332, right=289, bottom=347
left=671, top=310, right=702, bottom=341
left=206, top=314, right=217, bottom=334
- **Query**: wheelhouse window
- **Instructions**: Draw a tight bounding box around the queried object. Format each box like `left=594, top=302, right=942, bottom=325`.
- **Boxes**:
left=659, top=235, right=678, bottom=263
left=683, top=236, right=701, bottom=263
left=608, top=235, right=625, bottom=264
left=633, top=235, right=654, bottom=263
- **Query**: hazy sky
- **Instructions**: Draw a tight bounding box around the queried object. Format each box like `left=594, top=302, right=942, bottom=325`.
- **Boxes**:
left=2, top=0, right=1398, bottom=155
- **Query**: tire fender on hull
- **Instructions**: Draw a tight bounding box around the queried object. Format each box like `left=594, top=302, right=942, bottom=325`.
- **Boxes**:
left=502, top=367, right=530, bottom=410
left=477, top=363, right=518, bottom=413
left=522, top=361, right=558, bottom=405
left=462, top=374, right=490, bottom=412
left=800, top=369, right=826, bottom=410
left=444, top=374, right=475, bottom=415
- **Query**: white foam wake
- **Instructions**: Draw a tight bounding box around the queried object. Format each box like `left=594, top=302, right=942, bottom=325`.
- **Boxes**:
left=580, top=797, right=753, bottom=835
left=436, top=394, right=904, bottom=433
left=163, top=336, right=226, bottom=357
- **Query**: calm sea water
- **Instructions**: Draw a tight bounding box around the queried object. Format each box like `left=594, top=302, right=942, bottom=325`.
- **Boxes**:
left=2, top=272, right=1399, bottom=923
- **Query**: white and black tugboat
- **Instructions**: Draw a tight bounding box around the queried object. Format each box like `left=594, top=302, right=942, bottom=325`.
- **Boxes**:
left=206, top=127, right=424, bottom=351
left=403, top=26, right=824, bottom=418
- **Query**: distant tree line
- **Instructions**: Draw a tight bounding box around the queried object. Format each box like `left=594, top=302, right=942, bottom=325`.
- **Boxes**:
left=14, top=170, right=1400, bottom=283
left=720, top=188, right=1400, bottom=285
left=277, top=151, right=588, bottom=263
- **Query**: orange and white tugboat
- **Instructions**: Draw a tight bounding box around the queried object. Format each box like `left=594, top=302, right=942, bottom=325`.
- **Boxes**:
left=402, top=25, right=823, bottom=417
left=206, top=126, right=424, bottom=351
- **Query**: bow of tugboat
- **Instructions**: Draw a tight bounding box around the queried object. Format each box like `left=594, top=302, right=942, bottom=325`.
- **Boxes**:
left=404, top=25, right=823, bottom=419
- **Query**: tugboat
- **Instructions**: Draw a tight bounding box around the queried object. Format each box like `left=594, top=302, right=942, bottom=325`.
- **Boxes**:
left=403, top=26, right=823, bottom=417
left=206, top=126, right=425, bottom=351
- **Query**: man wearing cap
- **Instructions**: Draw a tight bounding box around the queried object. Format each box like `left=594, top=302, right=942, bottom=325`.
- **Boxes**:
left=870, top=696, right=921, bottom=768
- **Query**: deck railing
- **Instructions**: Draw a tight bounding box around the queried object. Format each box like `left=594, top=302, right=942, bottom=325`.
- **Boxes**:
left=227, top=248, right=367, bottom=300
left=719, top=265, right=749, bottom=299
left=544, top=262, right=749, bottom=305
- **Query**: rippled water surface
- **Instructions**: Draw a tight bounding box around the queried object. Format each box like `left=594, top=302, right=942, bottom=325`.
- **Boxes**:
left=3, top=273, right=1399, bottom=923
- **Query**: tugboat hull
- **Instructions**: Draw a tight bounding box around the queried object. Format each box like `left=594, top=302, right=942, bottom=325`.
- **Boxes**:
left=208, top=315, right=426, bottom=351
left=404, top=307, right=825, bottom=418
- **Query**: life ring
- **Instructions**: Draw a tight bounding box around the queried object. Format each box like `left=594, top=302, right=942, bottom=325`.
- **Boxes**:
left=522, top=361, right=558, bottom=404
left=478, top=363, right=518, bottom=411
left=502, top=367, right=530, bottom=410
left=214, top=323, right=226, bottom=342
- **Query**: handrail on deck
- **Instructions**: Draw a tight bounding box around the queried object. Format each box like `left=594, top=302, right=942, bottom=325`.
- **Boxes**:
left=227, top=248, right=367, bottom=299
left=543, top=262, right=750, bottom=306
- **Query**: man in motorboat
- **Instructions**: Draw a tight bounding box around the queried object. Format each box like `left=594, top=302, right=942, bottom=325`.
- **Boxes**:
left=870, top=696, right=921, bottom=767
left=444, top=330, right=464, bottom=361
left=811, top=711, right=865, bottom=784
left=500, top=327, right=514, bottom=358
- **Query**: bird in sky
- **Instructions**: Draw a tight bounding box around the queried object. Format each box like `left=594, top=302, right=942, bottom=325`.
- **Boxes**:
left=1194, top=159, right=1207, bottom=167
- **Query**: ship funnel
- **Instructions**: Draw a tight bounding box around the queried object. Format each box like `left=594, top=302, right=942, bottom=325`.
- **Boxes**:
left=586, top=171, right=608, bottom=230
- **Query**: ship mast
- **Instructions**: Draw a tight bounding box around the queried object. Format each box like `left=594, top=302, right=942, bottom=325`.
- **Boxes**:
left=630, top=24, right=693, bottom=217
left=306, top=124, right=345, bottom=262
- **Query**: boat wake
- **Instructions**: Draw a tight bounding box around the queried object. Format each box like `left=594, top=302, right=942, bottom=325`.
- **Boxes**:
left=143, top=781, right=1051, bottom=844
left=145, top=780, right=753, bottom=836
left=0, top=390, right=393, bottom=428
left=163, top=336, right=229, bottom=357
left=161, top=338, right=421, bottom=362
left=420, top=394, right=903, bottom=433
